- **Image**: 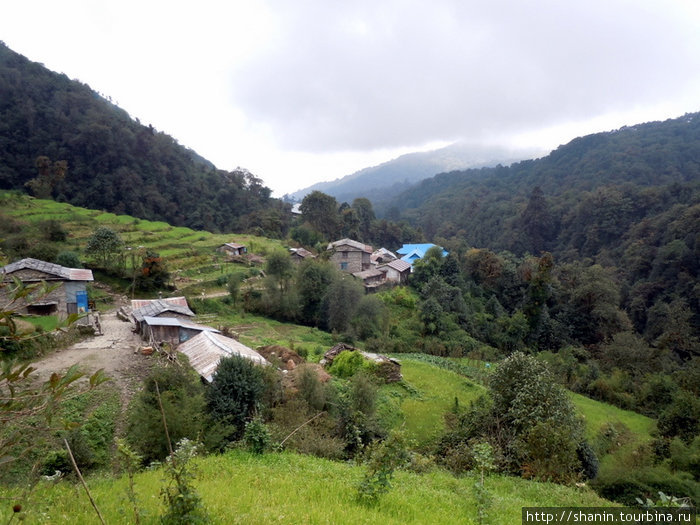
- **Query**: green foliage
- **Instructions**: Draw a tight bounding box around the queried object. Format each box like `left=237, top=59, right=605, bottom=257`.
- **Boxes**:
left=297, top=364, right=328, bottom=411
left=160, top=438, right=210, bottom=525
left=116, top=438, right=145, bottom=525
left=135, top=251, right=170, bottom=291
left=206, top=355, right=265, bottom=441
left=657, top=390, right=700, bottom=443
left=85, top=226, right=123, bottom=269
left=55, top=250, right=82, bottom=268
left=438, top=353, right=587, bottom=482
left=356, top=430, right=411, bottom=505
left=472, top=441, right=496, bottom=525
left=328, top=350, right=374, bottom=379
left=322, top=273, right=364, bottom=334
left=126, top=364, right=208, bottom=464
left=243, top=417, right=272, bottom=454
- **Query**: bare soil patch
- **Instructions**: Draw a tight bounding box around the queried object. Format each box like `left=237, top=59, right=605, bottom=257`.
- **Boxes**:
left=30, top=309, right=155, bottom=408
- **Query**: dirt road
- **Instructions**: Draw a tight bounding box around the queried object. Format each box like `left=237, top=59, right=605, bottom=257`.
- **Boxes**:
left=30, top=309, right=154, bottom=404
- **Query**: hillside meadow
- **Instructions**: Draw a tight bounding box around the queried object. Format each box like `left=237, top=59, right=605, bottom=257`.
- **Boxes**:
left=0, top=450, right=612, bottom=524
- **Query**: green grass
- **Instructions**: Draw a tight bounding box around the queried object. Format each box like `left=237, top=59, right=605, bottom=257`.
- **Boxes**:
left=383, top=359, right=485, bottom=446
left=569, top=392, right=655, bottom=442
left=0, top=450, right=612, bottom=524
left=21, top=315, right=60, bottom=331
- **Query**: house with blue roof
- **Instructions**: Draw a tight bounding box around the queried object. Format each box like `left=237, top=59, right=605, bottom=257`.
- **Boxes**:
left=396, top=243, right=449, bottom=265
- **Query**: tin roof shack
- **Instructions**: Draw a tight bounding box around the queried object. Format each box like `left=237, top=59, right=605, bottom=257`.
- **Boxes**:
left=289, top=247, right=316, bottom=264
left=320, top=343, right=402, bottom=383
left=178, top=331, right=268, bottom=382
left=141, top=316, right=219, bottom=347
left=352, top=268, right=387, bottom=292
left=379, top=259, right=411, bottom=284
left=0, top=258, right=93, bottom=319
left=217, top=242, right=247, bottom=258
left=327, top=238, right=373, bottom=273
left=131, top=297, right=195, bottom=335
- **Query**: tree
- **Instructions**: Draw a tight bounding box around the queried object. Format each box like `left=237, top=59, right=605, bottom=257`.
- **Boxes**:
left=296, top=260, right=335, bottom=326
left=135, top=251, right=169, bottom=291
left=322, top=274, right=364, bottom=334
left=519, top=186, right=555, bottom=254
left=437, top=352, right=589, bottom=481
left=55, top=251, right=82, bottom=269
left=85, top=226, right=123, bottom=269
left=265, top=248, right=294, bottom=295
left=206, top=355, right=265, bottom=440
left=300, top=191, right=340, bottom=240
left=352, top=198, right=375, bottom=241
left=25, top=156, right=67, bottom=199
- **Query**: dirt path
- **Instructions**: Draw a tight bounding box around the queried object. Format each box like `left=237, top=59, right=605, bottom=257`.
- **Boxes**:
left=31, top=309, right=154, bottom=409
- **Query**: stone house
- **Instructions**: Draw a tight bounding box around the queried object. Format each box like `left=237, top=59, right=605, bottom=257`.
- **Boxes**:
left=379, top=259, right=412, bottom=284
left=327, top=238, right=373, bottom=273
left=352, top=268, right=387, bottom=291
left=0, top=258, right=93, bottom=319
left=289, top=247, right=316, bottom=264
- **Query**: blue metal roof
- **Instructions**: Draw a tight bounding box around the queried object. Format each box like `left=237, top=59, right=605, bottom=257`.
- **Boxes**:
left=397, top=244, right=448, bottom=263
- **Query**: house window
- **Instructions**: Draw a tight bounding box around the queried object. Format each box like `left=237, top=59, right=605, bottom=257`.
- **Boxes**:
left=340, top=262, right=348, bottom=270
left=342, top=251, right=348, bottom=258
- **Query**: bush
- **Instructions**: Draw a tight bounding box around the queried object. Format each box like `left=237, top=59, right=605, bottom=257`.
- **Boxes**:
left=243, top=417, right=272, bottom=454
left=206, top=355, right=265, bottom=441
left=328, top=351, right=375, bottom=379
left=126, top=364, right=208, bottom=464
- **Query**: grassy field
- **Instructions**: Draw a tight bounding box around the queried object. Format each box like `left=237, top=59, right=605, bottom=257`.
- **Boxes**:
left=0, top=450, right=612, bottom=524
left=381, top=358, right=485, bottom=446
left=569, top=392, right=655, bottom=442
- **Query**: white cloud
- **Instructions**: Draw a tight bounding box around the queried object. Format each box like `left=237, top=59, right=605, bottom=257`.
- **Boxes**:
left=1, top=0, right=699, bottom=195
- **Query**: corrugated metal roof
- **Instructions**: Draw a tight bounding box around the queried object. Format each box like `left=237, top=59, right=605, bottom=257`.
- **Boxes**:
left=131, top=296, right=190, bottom=309
left=327, top=238, right=373, bottom=253
left=352, top=268, right=385, bottom=279
left=131, top=298, right=194, bottom=322
left=1, top=258, right=93, bottom=282
left=178, top=331, right=268, bottom=382
left=384, top=259, right=411, bottom=272
left=142, top=316, right=219, bottom=332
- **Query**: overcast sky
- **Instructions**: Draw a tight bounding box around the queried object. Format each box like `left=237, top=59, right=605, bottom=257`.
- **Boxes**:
left=2, top=1, right=700, bottom=196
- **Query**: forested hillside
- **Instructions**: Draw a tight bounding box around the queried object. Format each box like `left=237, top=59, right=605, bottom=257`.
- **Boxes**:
left=384, top=114, right=700, bottom=349
left=0, top=42, right=289, bottom=236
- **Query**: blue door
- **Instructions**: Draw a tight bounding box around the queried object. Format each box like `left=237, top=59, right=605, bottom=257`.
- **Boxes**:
left=76, top=290, right=89, bottom=313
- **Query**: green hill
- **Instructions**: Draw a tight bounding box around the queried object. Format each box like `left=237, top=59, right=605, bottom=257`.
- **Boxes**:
left=0, top=42, right=288, bottom=235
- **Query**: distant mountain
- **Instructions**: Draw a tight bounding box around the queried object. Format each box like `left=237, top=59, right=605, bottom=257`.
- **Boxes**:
left=288, top=142, right=538, bottom=204
left=0, top=42, right=289, bottom=236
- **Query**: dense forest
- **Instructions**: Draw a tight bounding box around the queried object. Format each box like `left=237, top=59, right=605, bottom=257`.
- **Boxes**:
left=375, top=114, right=700, bottom=352
left=0, top=42, right=290, bottom=236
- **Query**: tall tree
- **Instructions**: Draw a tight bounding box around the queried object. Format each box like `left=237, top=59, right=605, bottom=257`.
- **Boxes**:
left=300, top=191, right=340, bottom=240
left=519, top=186, right=555, bottom=255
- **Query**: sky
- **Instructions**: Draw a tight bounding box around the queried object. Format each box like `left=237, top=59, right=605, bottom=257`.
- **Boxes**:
left=2, top=1, right=700, bottom=196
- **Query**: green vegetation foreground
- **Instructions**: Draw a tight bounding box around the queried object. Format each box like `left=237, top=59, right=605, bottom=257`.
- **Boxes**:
left=0, top=450, right=610, bottom=524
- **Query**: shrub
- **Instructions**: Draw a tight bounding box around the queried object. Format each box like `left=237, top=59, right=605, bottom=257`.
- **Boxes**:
left=206, top=355, right=265, bottom=441
left=243, top=417, right=272, bottom=454
left=328, top=351, right=375, bottom=379
left=160, top=438, right=210, bottom=525
left=126, top=364, right=207, bottom=464
left=356, top=431, right=410, bottom=505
